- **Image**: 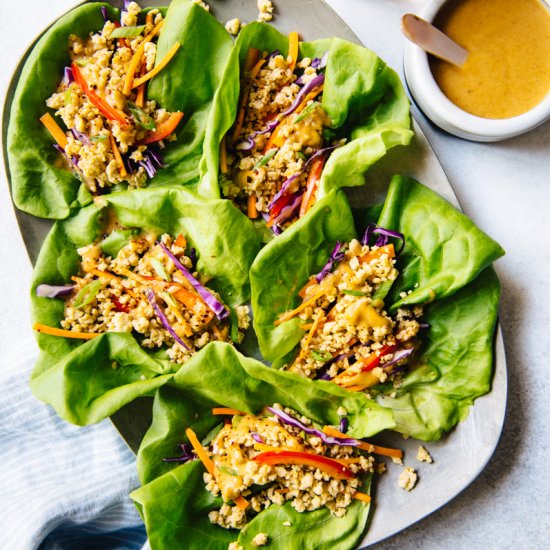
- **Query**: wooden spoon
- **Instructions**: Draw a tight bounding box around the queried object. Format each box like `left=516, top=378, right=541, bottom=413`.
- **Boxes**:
left=401, top=13, right=468, bottom=67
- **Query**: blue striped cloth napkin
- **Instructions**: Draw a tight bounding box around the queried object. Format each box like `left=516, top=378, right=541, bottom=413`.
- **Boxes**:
left=0, top=349, right=147, bottom=549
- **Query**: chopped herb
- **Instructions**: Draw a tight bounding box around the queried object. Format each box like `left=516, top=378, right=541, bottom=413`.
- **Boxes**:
left=297, top=151, right=307, bottom=161
left=73, top=279, right=103, bottom=309
left=201, top=423, right=223, bottom=446
left=91, top=135, right=108, bottom=142
left=294, top=102, right=317, bottom=124
left=110, top=25, right=146, bottom=38
left=63, top=89, right=74, bottom=107
left=150, top=257, right=171, bottom=281
left=254, top=148, right=277, bottom=169
left=218, top=466, right=240, bottom=477
left=74, top=59, right=88, bottom=67
left=322, top=128, right=336, bottom=143
left=311, top=349, right=333, bottom=362
left=342, top=289, right=368, bottom=297
left=232, top=415, right=242, bottom=428
left=160, top=291, right=179, bottom=310
left=127, top=101, right=156, bottom=131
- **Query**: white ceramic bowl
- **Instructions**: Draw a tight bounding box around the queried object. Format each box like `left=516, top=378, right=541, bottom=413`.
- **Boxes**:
left=403, top=0, right=550, bottom=141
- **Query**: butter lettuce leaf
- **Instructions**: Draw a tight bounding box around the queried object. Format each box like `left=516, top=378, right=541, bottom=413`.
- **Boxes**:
left=377, top=268, right=500, bottom=440
left=7, top=0, right=232, bottom=219
left=132, top=342, right=385, bottom=549
left=249, top=175, right=503, bottom=439
left=30, top=187, right=262, bottom=425
left=198, top=22, right=412, bottom=200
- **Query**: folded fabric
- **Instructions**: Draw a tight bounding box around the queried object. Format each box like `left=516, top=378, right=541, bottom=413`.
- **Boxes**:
left=0, top=348, right=145, bottom=549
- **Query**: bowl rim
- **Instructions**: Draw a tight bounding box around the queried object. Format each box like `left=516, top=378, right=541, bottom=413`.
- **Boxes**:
left=404, top=0, right=550, bottom=140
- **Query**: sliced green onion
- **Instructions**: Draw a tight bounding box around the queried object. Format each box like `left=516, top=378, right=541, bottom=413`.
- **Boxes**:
left=91, top=135, right=109, bottom=142
left=372, top=279, right=394, bottom=301
left=218, top=466, right=240, bottom=477
left=74, top=58, right=88, bottom=67
left=150, top=257, right=171, bottom=281
left=110, top=25, right=146, bottom=38
left=73, top=279, right=103, bottom=309
left=63, top=89, right=74, bottom=106
left=342, top=289, right=368, bottom=297
left=322, top=128, right=336, bottom=143
left=201, top=423, right=223, bottom=446
left=160, top=291, right=179, bottom=310
left=232, top=415, right=242, bottom=428
left=311, top=349, right=332, bottom=362
left=297, top=151, right=307, bottom=161
left=127, top=101, right=156, bottom=131
left=254, top=148, right=277, bottom=169
left=293, top=102, right=317, bottom=124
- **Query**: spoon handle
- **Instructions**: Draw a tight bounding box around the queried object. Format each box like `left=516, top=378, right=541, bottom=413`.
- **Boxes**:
left=401, top=13, right=468, bottom=67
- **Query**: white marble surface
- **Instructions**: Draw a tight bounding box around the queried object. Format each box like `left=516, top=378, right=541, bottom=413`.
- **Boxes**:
left=1, top=1, right=549, bottom=548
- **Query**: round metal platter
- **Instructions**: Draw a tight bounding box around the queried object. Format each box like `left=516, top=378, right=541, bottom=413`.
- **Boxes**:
left=2, top=0, right=507, bottom=547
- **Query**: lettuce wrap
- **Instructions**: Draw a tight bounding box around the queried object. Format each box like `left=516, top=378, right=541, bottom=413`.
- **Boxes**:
left=132, top=342, right=395, bottom=550
left=30, top=187, right=262, bottom=425
left=198, top=22, right=413, bottom=212
left=7, top=0, right=232, bottom=220
left=250, top=175, right=504, bottom=440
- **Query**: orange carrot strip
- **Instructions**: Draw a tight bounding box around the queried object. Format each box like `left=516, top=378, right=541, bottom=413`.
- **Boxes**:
left=72, top=63, right=128, bottom=124
left=247, top=195, right=258, bottom=219
left=33, top=322, right=99, bottom=340
left=141, top=111, right=184, bottom=144
left=172, top=287, right=201, bottom=309
left=109, top=134, right=127, bottom=178
left=146, top=11, right=154, bottom=26
left=132, top=42, right=181, bottom=89
left=220, top=134, right=229, bottom=174
left=212, top=407, right=246, bottom=416
left=299, top=155, right=326, bottom=217
left=287, top=31, right=299, bottom=72
left=185, top=427, right=217, bottom=477
left=298, top=276, right=317, bottom=299
left=274, top=290, right=325, bottom=326
left=116, top=267, right=149, bottom=285
left=234, top=495, right=249, bottom=510
left=353, top=492, right=372, bottom=504
left=40, top=113, right=68, bottom=149
left=302, top=314, right=321, bottom=350
left=231, top=49, right=263, bottom=142
left=123, top=20, right=164, bottom=96
left=322, top=426, right=403, bottom=459
left=174, top=234, right=187, bottom=248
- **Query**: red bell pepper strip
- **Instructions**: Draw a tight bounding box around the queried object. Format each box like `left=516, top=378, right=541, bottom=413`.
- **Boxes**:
left=71, top=63, right=128, bottom=125
left=253, top=450, right=354, bottom=480
left=141, top=111, right=183, bottom=144
left=299, top=155, right=326, bottom=217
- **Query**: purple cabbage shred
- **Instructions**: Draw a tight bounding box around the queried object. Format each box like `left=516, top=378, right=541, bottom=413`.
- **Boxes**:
left=146, top=289, right=190, bottom=350
left=315, top=241, right=345, bottom=283
left=251, top=432, right=264, bottom=444
left=339, top=417, right=349, bottom=434
left=36, top=283, right=75, bottom=298
left=361, top=223, right=405, bottom=255
left=163, top=443, right=196, bottom=463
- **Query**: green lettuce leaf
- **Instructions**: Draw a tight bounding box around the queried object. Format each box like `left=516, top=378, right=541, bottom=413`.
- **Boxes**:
left=7, top=0, right=232, bottom=219
left=198, top=22, right=413, bottom=199
left=248, top=175, right=503, bottom=439
left=30, top=187, right=262, bottom=425
left=250, top=189, right=356, bottom=364
left=377, top=268, right=501, bottom=440
left=132, top=342, right=387, bottom=548
left=378, top=175, right=505, bottom=308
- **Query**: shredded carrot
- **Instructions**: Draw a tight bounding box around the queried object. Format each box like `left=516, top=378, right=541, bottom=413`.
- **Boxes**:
left=71, top=276, right=86, bottom=284
left=359, top=244, right=395, bottom=263
left=322, top=426, right=403, bottom=459
left=299, top=323, right=313, bottom=330
left=287, top=31, right=299, bottom=72
left=146, top=11, right=154, bottom=26
left=123, top=20, right=165, bottom=96
left=274, top=290, right=325, bottom=326
left=212, top=407, right=246, bottom=416
left=109, top=134, right=127, bottom=178
left=135, top=72, right=146, bottom=108
left=220, top=134, right=229, bottom=174
left=301, top=314, right=321, bottom=354
left=298, top=276, right=317, bottom=299
left=33, top=322, right=100, bottom=340
left=172, top=287, right=201, bottom=309
left=116, top=267, right=149, bottom=285
left=142, top=111, right=183, bottom=144
left=247, top=194, right=258, bottom=219
left=132, top=42, right=181, bottom=89
left=40, top=113, right=68, bottom=149
left=72, top=63, right=128, bottom=124
left=185, top=427, right=217, bottom=477
left=234, top=495, right=249, bottom=510
left=254, top=443, right=283, bottom=453
left=262, top=123, right=284, bottom=152
left=174, top=233, right=187, bottom=248
left=353, top=491, right=372, bottom=504
left=300, top=155, right=326, bottom=217
left=211, top=323, right=225, bottom=341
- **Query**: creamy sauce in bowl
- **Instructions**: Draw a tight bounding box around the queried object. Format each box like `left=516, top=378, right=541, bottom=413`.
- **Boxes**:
left=430, top=0, right=550, bottom=119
